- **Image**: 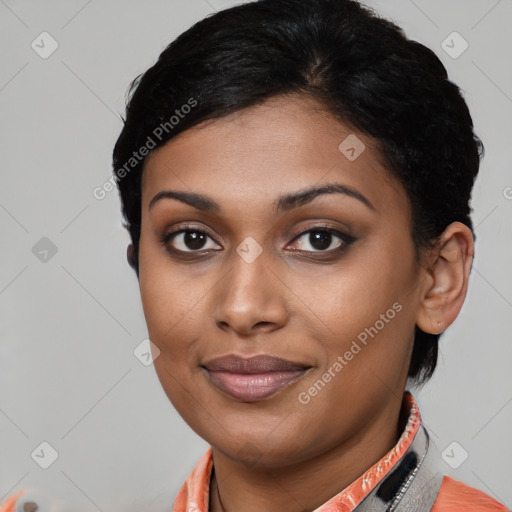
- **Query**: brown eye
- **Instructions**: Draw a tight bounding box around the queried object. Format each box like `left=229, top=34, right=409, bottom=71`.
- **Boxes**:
left=288, top=228, right=355, bottom=253
left=161, top=228, right=221, bottom=253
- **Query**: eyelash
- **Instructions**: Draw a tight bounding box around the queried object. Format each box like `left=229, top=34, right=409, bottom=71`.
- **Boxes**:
left=159, top=224, right=356, bottom=259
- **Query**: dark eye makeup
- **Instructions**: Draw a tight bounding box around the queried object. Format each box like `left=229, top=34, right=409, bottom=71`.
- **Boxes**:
left=158, top=223, right=357, bottom=261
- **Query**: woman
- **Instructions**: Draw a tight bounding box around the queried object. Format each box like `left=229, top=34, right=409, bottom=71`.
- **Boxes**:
left=2, top=0, right=508, bottom=510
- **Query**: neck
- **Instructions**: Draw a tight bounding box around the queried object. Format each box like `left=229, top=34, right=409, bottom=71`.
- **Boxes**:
left=209, top=396, right=406, bottom=512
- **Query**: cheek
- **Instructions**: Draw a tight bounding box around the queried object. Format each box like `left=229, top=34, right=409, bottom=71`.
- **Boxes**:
left=292, top=242, right=416, bottom=383
left=290, top=247, right=410, bottom=337
left=140, top=272, right=206, bottom=418
left=138, top=239, right=197, bottom=357
left=140, top=281, right=201, bottom=363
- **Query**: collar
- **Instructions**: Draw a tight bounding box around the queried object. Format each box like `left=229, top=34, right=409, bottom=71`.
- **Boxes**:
left=173, top=391, right=443, bottom=512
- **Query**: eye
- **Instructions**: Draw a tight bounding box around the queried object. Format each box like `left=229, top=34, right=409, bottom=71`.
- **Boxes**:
left=160, top=227, right=221, bottom=253
left=160, top=225, right=355, bottom=258
left=287, top=227, right=355, bottom=253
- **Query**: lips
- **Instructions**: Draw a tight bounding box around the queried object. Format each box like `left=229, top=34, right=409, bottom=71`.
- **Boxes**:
left=201, top=354, right=312, bottom=402
left=203, top=354, right=310, bottom=373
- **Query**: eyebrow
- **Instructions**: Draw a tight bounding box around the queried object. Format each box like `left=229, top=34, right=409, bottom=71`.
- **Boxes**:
left=148, top=182, right=375, bottom=214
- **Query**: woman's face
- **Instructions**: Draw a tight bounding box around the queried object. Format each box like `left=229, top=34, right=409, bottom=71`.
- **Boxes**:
left=138, top=94, right=426, bottom=466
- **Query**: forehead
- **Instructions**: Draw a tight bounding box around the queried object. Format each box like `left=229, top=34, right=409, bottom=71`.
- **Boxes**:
left=141, top=94, right=407, bottom=216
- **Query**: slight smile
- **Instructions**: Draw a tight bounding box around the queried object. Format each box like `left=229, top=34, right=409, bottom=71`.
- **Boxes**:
left=201, top=354, right=314, bottom=402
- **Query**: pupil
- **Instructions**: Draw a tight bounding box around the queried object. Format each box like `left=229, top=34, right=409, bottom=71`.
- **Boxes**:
left=185, top=231, right=206, bottom=250
left=311, top=231, right=331, bottom=250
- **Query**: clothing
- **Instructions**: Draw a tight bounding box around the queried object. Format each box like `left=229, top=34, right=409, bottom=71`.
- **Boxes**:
left=1, top=392, right=509, bottom=511
left=173, top=392, right=509, bottom=511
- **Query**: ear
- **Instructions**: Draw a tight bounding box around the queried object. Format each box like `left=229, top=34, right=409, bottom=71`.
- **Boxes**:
left=127, top=243, right=136, bottom=269
left=415, top=222, right=474, bottom=335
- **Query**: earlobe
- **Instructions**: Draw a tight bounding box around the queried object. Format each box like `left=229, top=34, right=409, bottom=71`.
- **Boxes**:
left=415, top=222, right=474, bottom=335
left=127, top=244, right=136, bottom=269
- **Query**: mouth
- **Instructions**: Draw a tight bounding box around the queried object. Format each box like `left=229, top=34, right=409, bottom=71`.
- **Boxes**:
left=201, top=354, right=313, bottom=402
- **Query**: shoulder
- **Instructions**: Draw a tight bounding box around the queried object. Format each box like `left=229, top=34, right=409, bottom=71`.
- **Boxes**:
left=431, top=475, right=510, bottom=511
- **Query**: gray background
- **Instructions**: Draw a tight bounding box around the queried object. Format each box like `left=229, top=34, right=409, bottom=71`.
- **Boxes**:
left=0, top=0, right=511, bottom=510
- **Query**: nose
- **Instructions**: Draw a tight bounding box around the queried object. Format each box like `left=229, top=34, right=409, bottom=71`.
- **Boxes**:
left=212, top=242, right=289, bottom=336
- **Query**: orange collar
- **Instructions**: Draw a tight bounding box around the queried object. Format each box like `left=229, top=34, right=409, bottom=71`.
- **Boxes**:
left=173, top=391, right=421, bottom=511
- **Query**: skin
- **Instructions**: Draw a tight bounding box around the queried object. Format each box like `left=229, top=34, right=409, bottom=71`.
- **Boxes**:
left=133, top=94, right=474, bottom=512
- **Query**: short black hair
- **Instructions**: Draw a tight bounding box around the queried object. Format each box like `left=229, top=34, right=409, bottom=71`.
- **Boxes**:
left=112, top=0, right=484, bottom=387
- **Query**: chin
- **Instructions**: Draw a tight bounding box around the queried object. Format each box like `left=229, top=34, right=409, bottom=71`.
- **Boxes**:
left=209, top=427, right=314, bottom=468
